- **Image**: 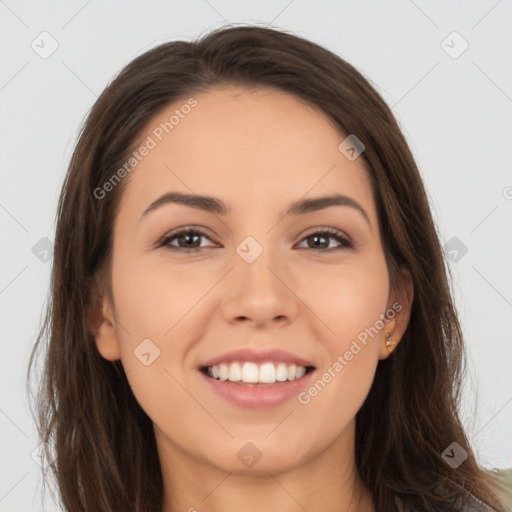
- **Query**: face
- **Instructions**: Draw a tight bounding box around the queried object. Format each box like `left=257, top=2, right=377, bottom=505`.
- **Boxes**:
left=93, top=86, right=412, bottom=476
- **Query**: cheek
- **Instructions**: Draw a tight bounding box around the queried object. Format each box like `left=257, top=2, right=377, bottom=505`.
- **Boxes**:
left=294, top=283, right=386, bottom=437
left=110, top=250, right=209, bottom=347
left=109, top=254, right=203, bottom=434
left=298, top=253, right=389, bottom=347
left=297, top=255, right=388, bottom=399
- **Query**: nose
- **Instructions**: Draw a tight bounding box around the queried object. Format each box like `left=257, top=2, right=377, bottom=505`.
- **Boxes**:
left=220, top=248, right=300, bottom=328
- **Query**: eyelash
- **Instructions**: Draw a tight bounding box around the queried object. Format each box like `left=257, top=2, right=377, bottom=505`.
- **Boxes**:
left=155, top=227, right=354, bottom=253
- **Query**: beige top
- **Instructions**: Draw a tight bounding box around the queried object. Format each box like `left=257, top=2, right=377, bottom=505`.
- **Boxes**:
left=393, top=479, right=500, bottom=512
left=393, top=493, right=498, bottom=511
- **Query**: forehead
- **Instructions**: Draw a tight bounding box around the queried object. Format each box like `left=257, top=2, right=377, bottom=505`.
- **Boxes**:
left=118, top=86, right=376, bottom=225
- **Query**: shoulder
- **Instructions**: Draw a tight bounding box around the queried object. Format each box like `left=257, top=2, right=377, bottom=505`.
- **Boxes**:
left=393, top=493, right=498, bottom=511
left=393, top=469, right=512, bottom=512
left=460, top=493, right=501, bottom=512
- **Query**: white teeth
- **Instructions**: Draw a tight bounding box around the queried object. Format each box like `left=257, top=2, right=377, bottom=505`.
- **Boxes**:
left=218, top=363, right=229, bottom=381
left=296, top=366, right=306, bottom=378
left=242, top=362, right=259, bottom=383
left=275, top=363, right=288, bottom=382
left=228, top=362, right=242, bottom=382
left=206, top=361, right=310, bottom=383
left=258, top=362, right=275, bottom=383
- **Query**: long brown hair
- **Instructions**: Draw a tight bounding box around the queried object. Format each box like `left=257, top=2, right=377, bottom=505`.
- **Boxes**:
left=27, top=23, right=510, bottom=512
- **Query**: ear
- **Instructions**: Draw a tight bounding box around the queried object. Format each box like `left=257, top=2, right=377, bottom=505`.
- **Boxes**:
left=378, top=267, right=414, bottom=360
left=87, top=290, right=121, bottom=362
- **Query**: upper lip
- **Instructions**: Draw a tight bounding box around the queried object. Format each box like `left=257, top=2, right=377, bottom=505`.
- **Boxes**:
left=200, top=348, right=316, bottom=369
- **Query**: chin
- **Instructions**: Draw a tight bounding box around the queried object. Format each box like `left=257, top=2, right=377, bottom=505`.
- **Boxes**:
left=202, top=438, right=311, bottom=476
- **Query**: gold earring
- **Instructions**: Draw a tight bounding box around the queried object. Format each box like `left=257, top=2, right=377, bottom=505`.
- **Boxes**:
left=385, top=333, right=397, bottom=353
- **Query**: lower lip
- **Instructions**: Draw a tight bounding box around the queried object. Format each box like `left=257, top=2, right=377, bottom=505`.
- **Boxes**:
left=198, top=369, right=316, bottom=408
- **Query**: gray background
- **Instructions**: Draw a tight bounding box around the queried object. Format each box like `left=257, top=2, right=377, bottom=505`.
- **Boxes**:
left=1, top=1, right=511, bottom=510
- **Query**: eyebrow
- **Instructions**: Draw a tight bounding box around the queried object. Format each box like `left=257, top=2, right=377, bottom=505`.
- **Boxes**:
left=140, top=191, right=371, bottom=225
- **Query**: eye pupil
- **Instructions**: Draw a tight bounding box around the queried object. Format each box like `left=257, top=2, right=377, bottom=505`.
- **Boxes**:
left=179, top=233, right=200, bottom=247
left=309, top=234, right=328, bottom=249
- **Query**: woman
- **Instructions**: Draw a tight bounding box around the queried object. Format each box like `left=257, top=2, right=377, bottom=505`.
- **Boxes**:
left=27, top=24, right=511, bottom=512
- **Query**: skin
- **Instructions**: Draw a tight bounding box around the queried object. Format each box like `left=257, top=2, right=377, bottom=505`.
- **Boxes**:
left=92, top=86, right=414, bottom=512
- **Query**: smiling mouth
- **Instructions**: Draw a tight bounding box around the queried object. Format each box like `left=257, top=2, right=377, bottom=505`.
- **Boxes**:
left=199, top=366, right=315, bottom=387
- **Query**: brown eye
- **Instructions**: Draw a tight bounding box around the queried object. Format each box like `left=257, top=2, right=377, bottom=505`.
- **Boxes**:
left=298, top=229, right=353, bottom=251
left=157, top=228, right=216, bottom=252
